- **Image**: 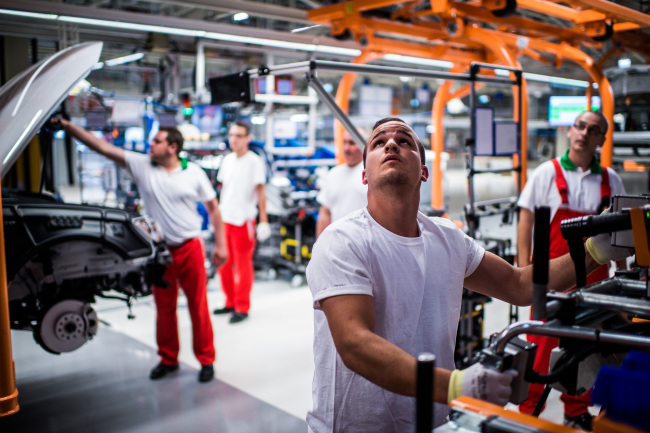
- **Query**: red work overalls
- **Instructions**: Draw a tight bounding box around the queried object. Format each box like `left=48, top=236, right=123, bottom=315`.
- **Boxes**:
left=519, top=158, right=610, bottom=417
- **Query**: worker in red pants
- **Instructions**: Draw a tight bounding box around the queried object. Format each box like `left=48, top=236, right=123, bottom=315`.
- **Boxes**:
left=517, top=110, right=626, bottom=430
left=213, top=122, right=270, bottom=324
left=57, top=119, right=227, bottom=383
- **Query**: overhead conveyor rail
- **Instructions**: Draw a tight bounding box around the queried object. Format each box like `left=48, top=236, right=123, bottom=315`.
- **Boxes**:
left=246, top=59, right=520, bottom=210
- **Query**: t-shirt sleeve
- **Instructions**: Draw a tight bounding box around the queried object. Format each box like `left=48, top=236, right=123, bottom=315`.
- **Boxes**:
left=517, top=163, right=547, bottom=212
left=463, top=229, right=486, bottom=277
left=194, top=165, right=217, bottom=202
left=252, top=155, right=266, bottom=185
left=608, top=168, right=627, bottom=196
left=124, top=151, right=148, bottom=183
left=316, top=171, right=331, bottom=208
left=306, top=226, right=372, bottom=309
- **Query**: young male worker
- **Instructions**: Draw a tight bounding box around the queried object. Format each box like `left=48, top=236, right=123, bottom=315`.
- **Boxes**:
left=517, top=110, right=626, bottom=429
left=316, top=129, right=368, bottom=237
left=305, top=117, right=631, bottom=432
left=56, top=119, right=227, bottom=383
left=212, top=122, right=270, bottom=323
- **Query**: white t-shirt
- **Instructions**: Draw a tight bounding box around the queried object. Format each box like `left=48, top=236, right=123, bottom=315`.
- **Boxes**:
left=217, top=150, right=266, bottom=226
left=316, top=162, right=368, bottom=222
left=125, top=152, right=216, bottom=246
left=518, top=158, right=626, bottom=219
left=306, top=208, right=485, bottom=432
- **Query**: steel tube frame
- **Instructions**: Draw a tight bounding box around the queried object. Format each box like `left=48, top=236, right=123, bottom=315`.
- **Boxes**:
left=491, top=320, right=650, bottom=355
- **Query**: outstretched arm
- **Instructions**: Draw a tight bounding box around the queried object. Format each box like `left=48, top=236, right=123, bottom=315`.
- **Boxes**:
left=465, top=247, right=602, bottom=306
left=58, top=118, right=126, bottom=167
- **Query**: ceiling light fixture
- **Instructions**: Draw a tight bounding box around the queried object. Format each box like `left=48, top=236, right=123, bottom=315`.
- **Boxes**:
left=0, top=8, right=591, bottom=88
left=233, top=12, right=249, bottom=21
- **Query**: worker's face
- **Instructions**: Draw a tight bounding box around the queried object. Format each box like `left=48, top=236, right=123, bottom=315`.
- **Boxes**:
left=568, top=112, right=606, bottom=157
left=362, top=120, right=428, bottom=189
left=149, top=131, right=176, bottom=163
left=342, top=132, right=363, bottom=167
left=228, top=125, right=250, bottom=156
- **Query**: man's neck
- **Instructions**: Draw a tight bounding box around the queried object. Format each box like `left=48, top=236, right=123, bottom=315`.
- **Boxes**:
left=158, top=157, right=181, bottom=173
left=366, top=188, right=420, bottom=237
left=235, top=148, right=248, bottom=158
left=568, top=149, right=594, bottom=171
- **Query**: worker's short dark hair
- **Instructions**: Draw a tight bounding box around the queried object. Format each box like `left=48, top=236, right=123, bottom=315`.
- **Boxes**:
left=229, top=121, right=251, bottom=136
left=160, top=127, right=184, bottom=155
left=362, top=117, right=425, bottom=167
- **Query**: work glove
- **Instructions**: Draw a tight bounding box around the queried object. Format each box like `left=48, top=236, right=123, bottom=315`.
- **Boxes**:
left=447, top=362, right=517, bottom=406
left=256, top=222, right=271, bottom=242
left=585, top=207, right=635, bottom=265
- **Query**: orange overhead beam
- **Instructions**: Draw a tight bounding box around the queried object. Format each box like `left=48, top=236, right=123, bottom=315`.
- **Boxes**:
left=569, top=0, right=650, bottom=28
left=516, top=0, right=606, bottom=24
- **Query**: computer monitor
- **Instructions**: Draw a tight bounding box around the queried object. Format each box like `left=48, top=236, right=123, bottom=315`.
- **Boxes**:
left=191, top=105, right=222, bottom=134
left=548, top=96, right=601, bottom=126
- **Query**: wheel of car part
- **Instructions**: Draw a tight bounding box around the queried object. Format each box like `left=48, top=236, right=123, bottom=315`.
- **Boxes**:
left=38, top=300, right=98, bottom=353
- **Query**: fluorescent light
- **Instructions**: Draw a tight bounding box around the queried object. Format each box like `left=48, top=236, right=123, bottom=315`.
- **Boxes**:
left=202, top=31, right=361, bottom=56
left=251, top=116, right=266, bottom=125
left=104, top=52, right=144, bottom=67
left=0, top=8, right=56, bottom=20
left=233, top=12, right=249, bottom=21
left=494, top=68, right=590, bottom=88
left=59, top=15, right=206, bottom=37
left=290, top=114, right=310, bottom=122
left=292, top=24, right=322, bottom=33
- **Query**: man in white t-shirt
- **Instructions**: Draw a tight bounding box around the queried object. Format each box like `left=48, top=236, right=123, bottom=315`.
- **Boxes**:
left=57, top=120, right=227, bottom=383
left=213, top=122, right=269, bottom=324
left=305, top=117, right=631, bottom=432
left=316, top=129, right=368, bottom=237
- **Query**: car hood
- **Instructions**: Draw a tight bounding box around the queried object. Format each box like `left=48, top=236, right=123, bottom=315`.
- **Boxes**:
left=0, top=41, right=102, bottom=179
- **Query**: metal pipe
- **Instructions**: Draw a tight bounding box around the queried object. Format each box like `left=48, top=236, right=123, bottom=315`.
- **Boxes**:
left=492, top=319, right=650, bottom=355
left=576, top=292, right=650, bottom=318
left=250, top=60, right=516, bottom=85
left=307, top=73, right=365, bottom=149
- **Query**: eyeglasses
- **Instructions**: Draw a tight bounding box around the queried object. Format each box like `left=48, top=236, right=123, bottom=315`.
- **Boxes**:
left=572, top=122, right=604, bottom=137
left=228, top=133, right=248, bottom=139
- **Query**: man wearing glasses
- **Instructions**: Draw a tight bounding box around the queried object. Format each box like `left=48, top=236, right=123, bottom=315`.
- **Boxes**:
left=516, top=110, right=626, bottom=430
left=212, top=122, right=270, bottom=324
left=316, top=129, right=368, bottom=237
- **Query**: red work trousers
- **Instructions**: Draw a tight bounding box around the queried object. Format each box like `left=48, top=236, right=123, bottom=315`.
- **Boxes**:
left=153, top=237, right=215, bottom=366
left=218, top=221, right=256, bottom=314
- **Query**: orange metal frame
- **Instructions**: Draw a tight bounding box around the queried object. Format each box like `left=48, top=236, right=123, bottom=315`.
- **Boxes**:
left=308, top=0, right=650, bottom=210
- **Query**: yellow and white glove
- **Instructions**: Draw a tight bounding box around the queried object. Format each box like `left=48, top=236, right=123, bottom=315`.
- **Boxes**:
left=256, top=222, right=272, bottom=242
left=585, top=207, right=635, bottom=265
left=448, top=363, right=518, bottom=406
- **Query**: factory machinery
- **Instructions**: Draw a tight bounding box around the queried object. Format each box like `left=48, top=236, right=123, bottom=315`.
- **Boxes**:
left=419, top=195, right=650, bottom=433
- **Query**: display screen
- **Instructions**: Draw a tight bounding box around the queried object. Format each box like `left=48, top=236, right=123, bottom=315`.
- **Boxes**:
left=548, top=96, right=601, bottom=126
left=191, top=105, right=222, bottom=134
